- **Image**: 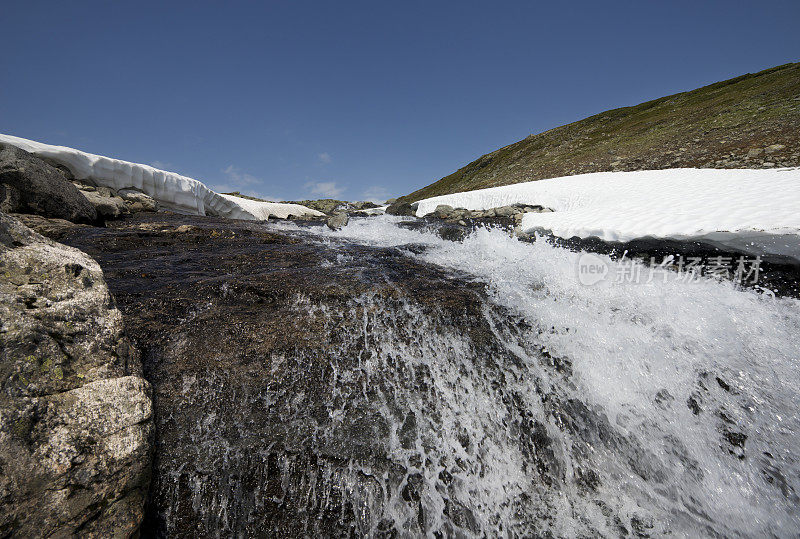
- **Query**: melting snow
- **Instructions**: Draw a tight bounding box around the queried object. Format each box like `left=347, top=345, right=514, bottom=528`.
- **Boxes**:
left=415, top=169, right=800, bottom=247
left=0, top=134, right=324, bottom=220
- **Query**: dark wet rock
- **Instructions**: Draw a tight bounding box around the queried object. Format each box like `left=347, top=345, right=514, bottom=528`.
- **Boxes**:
left=9, top=213, right=89, bottom=242
left=0, top=211, right=153, bottom=537
left=386, top=201, right=417, bottom=216
left=0, top=143, right=97, bottom=224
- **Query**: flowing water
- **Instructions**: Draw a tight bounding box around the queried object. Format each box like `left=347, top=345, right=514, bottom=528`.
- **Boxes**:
left=62, top=213, right=800, bottom=537
left=264, top=215, right=800, bottom=537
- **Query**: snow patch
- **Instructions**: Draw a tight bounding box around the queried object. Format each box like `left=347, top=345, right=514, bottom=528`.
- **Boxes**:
left=0, top=134, right=324, bottom=221
left=415, top=169, right=800, bottom=245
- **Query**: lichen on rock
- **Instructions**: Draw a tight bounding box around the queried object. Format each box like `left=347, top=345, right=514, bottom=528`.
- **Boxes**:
left=0, top=211, right=153, bottom=538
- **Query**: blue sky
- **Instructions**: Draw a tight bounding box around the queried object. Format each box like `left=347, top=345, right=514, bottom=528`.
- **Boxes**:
left=2, top=1, right=798, bottom=202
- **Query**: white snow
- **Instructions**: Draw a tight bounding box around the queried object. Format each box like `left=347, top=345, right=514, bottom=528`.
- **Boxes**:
left=0, top=134, right=324, bottom=221
left=415, top=169, right=800, bottom=243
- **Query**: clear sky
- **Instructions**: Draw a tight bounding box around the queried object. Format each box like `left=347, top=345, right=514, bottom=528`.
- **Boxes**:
left=2, top=1, right=798, bottom=202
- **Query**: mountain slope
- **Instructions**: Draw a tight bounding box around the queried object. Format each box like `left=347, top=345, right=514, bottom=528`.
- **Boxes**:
left=398, top=62, right=800, bottom=204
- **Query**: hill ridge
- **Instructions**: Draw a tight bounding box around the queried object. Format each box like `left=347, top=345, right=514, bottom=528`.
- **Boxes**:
left=397, top=62, right=800, bottom=204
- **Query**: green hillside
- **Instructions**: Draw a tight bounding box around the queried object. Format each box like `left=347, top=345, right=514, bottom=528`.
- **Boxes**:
left=397, top=62, right=800, bottom=204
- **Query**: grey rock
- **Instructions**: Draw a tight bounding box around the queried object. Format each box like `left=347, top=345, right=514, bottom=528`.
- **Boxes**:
left=327, top=212, right=349, bottom=230
left=0, top=212, right=153, bottom=537
left=81, top=190, right=128, bottom=219
left=433, top=204, right=454, bottom=218
left=118, top=189, right=158, bottom=212
left=0, top=143, right=97, bottom=224
left=764, top=144, right=786, bottom=154
left=494, top=205, right=519, bottom=218
left=746, top=148, right=763, bottom=159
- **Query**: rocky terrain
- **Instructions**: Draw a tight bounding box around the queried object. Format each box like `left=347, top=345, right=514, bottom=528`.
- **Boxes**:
left=0, top=212, right=152, bottom=537
left=394, top=62, right=800, bottom=205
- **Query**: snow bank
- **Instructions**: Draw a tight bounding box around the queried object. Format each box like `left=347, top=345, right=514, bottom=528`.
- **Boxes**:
left=0, top=134, right=324, bottom=221
left=416, top=169, right=800, bottom=242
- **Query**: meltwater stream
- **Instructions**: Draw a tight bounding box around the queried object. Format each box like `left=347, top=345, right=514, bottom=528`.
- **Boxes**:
left=268, top=215, right=800, bottom=537
left=61, top=212, right=799, bottom=537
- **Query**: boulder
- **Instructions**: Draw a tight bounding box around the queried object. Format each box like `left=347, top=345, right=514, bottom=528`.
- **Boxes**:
left=433, top=204, right=454, bottom=218
left=494, top=205, right=519, bottom=218
left=118, top=189, right=158, bottom=213
left=80, top=189, right=128, bottom=219
left=0, top=143, right=97, bottom=224
left=327, top=211, right=349, bottom=230
left=386, top=201, right=416, bottom=216
left=0, top=211, right=153, bottom=537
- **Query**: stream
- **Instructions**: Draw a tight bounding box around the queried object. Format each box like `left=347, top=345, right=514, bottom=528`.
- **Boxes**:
left=61, top=213, right=800, bottom=537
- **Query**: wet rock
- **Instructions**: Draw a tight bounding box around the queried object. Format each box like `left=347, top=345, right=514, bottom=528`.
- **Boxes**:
left=327, top=211, right=349, bottom=229
left=0, top=211, right=153, bottom=537
left=9, top=213, right=88, bottom=242
left=0, top=143, right=97, bottom=224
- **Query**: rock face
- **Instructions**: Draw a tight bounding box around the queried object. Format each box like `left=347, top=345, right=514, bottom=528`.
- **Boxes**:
left=0, top=212, right=153, bottom=537
left=0, top=144, right=98, bottom=224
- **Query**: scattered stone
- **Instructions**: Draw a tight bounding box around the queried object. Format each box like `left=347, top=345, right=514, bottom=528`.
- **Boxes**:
left=746, top=148, right=763, bottom=159
left=765, top=144, right=786, bottom=154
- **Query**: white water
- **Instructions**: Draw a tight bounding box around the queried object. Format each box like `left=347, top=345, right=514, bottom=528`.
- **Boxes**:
left=271, top=215, right=800, bottom=536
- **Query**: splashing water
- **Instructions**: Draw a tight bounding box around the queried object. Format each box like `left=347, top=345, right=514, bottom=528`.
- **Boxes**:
left=269, top=215, right=800, bottom=536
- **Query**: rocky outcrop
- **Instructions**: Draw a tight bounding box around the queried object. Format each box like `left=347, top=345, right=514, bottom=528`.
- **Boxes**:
left=0, top=212, right=153, bottom=537
left=0, top=144, right=98, bottom=224
left=72, top=182, right=158, bottom=220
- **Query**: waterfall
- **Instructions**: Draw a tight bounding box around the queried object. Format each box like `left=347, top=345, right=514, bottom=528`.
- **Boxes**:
left=73, top=213, right=798, bottom=537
